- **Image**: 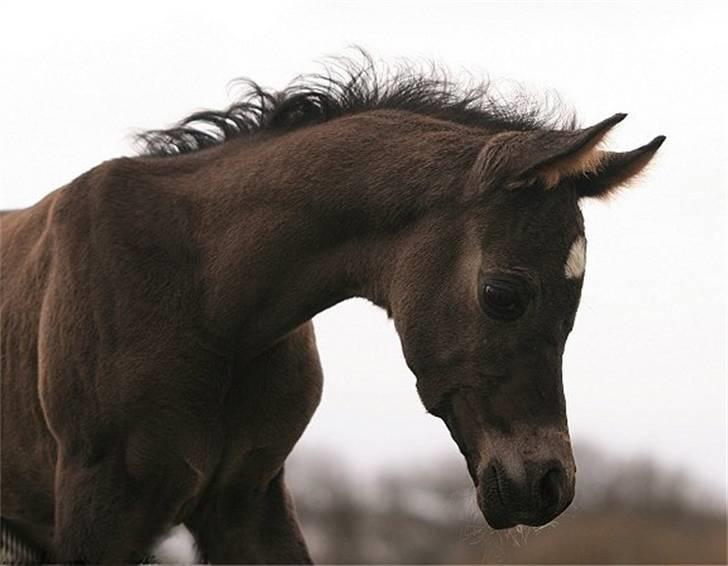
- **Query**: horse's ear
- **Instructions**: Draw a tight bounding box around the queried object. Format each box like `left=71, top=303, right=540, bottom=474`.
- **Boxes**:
left=503, top=113, right=628, bottom=190
left=571, top=135, right=666, bottom=199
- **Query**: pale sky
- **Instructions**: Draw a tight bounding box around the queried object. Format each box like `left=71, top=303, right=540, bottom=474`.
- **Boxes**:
left=2, top=1, right=726, bottom=502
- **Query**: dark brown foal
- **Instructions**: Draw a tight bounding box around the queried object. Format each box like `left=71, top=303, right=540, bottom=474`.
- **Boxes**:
left=0, top=56, right=663, bottom=562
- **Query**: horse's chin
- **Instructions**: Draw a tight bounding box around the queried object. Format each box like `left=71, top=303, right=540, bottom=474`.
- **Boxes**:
left=478, top=497, right=555, bottom=530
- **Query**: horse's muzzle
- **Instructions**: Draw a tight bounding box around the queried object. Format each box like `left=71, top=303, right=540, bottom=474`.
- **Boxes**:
left=477, top=458, right=574, bottom=529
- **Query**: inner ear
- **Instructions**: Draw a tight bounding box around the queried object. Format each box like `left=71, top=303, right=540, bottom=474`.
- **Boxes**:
left=571, top=135, right=666, bottom=199
left=533, top=140, right=606, bottom=190
left=506, top=113, right=628, bottom=190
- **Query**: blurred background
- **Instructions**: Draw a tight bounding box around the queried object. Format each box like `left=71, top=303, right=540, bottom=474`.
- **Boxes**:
left=2, top=1, right=726, bottom=563
left=284, top=444, right=726, bottom=563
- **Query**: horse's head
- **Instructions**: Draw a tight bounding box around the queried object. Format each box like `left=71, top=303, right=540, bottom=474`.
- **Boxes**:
left=389, top=114, right=664, bottom=528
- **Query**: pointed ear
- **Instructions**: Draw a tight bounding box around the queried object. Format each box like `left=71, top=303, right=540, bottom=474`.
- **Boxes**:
left=572, top=135, right=666, bottom=198
left=503, top=113, right=628, bottom=190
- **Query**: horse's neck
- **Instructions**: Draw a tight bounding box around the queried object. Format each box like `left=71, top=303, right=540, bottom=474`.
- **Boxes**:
left=176, top=112, right=480, bottom=357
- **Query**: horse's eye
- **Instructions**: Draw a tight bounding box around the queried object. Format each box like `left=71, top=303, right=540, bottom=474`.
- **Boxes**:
left=480, top=280, right=527, bottom=321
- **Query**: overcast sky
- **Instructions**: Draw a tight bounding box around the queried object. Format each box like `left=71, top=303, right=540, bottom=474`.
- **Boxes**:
left=2, top=1, right=726, bottom=501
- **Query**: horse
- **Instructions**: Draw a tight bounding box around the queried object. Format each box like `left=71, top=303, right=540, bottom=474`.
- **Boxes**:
left=0, top=55, right=664, bottom=563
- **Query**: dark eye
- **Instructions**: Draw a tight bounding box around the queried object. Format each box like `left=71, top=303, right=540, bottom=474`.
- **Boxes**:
left=479, top=279, right=528, bottom=321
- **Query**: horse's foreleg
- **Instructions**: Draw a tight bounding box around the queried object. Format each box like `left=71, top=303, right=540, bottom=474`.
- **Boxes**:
left=52, top=436, right=208, bottom=563
left=52, top=456, right=156, bottom=562
left=187, top=467, right=312, bottom=564
left=184, top=323, right=321, bottom=563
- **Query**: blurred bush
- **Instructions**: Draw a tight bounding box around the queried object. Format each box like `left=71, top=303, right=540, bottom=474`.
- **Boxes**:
left=286, top=443, right=726, bottom=564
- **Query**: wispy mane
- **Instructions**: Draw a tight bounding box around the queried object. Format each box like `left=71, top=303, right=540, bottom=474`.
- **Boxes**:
left=136, top=52, right=577, bottom=157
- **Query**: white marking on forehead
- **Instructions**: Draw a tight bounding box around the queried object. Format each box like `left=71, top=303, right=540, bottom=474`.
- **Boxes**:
left=564, top=236, right=586, bottom=279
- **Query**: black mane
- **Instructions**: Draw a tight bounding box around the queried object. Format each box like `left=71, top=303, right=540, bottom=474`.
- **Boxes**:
left=137, top=52, right=576, bottom=157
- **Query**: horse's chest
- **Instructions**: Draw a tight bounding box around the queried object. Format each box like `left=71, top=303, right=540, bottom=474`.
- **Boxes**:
left=224, top=376, right=318, bottom=452
left=211, top=332, right=323, bottom=489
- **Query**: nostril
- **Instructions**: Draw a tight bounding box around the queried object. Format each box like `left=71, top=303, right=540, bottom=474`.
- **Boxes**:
left=538, top=466, right=563, bottom=510
left=484, top=462, right=501, bottom=501
left=482, top=459, right=509, bottom=509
